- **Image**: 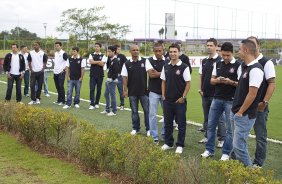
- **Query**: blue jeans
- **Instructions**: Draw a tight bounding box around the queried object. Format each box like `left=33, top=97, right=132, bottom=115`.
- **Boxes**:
left=24, top=70, right=30, bottom=95
left=163, top=100, right=187, bottom=147
left=232, top=114, right=256, bottom=167
left=117, top=75, right=124, bottom=106
left=44, top=70, right=49, bottom=94
left=253, top=106, right=269, bottom=166
left=5, top=74, right=22, bottom=102
left=54, top=72, right=66, bottom=103
left=149, top=92, right=164, bottom=141
left=66, top=80, right=82, bottom=106
left=129, top=95, right=149, bottom=132
left=90, top=76, right=103, bottom=106
left=206, top=99, right=232, bottom=155
left=104, top=80, right=117, bottom=113
left=202, top=96, right=226, bottom=140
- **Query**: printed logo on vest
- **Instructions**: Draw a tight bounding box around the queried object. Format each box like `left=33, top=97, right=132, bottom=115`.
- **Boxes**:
left=176, top=69, right=180, bottom=75
left=229, top=68, right=235, bottom=73
left=141, top=63, right=144, bottom=67
left=243, top=72, right=248, bottom=78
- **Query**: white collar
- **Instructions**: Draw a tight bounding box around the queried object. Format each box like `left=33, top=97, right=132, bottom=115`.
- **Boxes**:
left=247, top=59, right=258, bottom=66
left=71, top=55, right=80, bottom=59
left=153, top=55, right=165, bottom=61
left=256, top=53, right=263, bottom=60
left=129, top=56, right=142, bottom=62
left=168, top=60, right=182, bottom=66
left=206, top=53, right=219, bottom=59
left=221, top=57, right=236, bottom=64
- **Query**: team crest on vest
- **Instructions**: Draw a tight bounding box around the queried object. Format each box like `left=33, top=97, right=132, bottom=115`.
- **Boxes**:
left=77, top=60, right=80, bottom=64
left=176, top=69, right=180, bottom=75
left=229, top=68, right=235, bottom=73
left=141, top=63, right=145, bottom=67
left=99, top=56, right=102, bottom=60
left=117, top=58, right=120, bottom=61
left=242, top=72, right=248, bottom=78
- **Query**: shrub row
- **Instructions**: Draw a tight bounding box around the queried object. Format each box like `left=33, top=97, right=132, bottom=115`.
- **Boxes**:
left=0, top=102, right=280, bottom=184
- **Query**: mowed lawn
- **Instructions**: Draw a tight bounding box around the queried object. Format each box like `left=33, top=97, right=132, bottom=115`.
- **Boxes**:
left=0, top=132, right=108, bottom=184
left=0, top=66, right=282, bottom=179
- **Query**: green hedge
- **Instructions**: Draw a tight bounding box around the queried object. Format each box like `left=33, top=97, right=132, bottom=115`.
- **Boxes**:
left=0, top=102, right=280, bottom=184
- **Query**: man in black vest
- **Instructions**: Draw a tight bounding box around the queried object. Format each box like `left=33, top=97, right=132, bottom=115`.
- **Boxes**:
left=198, top=38, right=226, bottom=147
left=247, top=36, right=276, bottom=167
left=160, top=43, right=191, bottom=154
left=146, top=42, right=166, bottom=144
left=63, top=47, right=86, bottom=109
left=121, top=44, right=149, bottom=136
left=231, top=39, right=264, bottom=167
left=3, top=43, right=25, bottom=103
left=88, top=42, right=107, bottom=110
left=201, top=42, right=240, bottom=160
left=115, top=44, right=127, bottom=110
left=101, top=45, right=120, bottom=116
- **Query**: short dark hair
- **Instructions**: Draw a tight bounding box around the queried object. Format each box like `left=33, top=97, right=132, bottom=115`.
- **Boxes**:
left=153, top=42, right=163, bottom=49
left=241, top=39, right=257, bottom=56
left=108, top=45, right=117, bottom=53
left=247, top=36, right=260, bottom=46
left=72, top=47, right=79, bottom=52
left=95, top=42, right=102, bottom=48
left=206, top=38, right=218, bottom=46
left=169, top=43, right=180, bottom=52
left=20, top=45, right=26, bottom=50
left=114, top=44, right=121, bottom=48
left=221, top=42, right=233, bottom=52
left=34, top=41, right=41, bottom=46
left=157, top=40, right=164, bottom=44
left=55, top=41, right=62, bottom=46
left=11, top=43, right=18, bottom=48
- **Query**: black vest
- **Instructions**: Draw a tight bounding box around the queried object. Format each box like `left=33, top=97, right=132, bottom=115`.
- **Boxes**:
left=90, top=53, right=104, bottom=77
left=258, top=56, right=269, bottom=102
left=107, top=58, right=119, bottom=80
left=125, top=58, right=148, bottom=96
left=68, top=57, right=83, bottom=80
left=232, top=62, right=264, bottom=119
left=164, top=62, right=188, bottom=102
left=201, top=55, right=222, bottom=97
left=148, top=57, right=165, bottom=94
left=214, top=60, right=241, bottom=101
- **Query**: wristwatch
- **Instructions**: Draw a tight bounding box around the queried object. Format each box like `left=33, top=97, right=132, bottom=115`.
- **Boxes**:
left=263, top=100, right=269, bottom=105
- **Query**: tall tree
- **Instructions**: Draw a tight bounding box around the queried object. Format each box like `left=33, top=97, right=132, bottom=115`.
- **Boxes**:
left=57, top=6, right=130, bottom=50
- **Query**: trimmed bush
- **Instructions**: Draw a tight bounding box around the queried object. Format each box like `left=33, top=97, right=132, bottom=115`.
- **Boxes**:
left=0, top=102, right=281, bottom=184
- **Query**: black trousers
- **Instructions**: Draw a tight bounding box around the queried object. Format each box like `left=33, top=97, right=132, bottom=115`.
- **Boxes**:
left=30, top=71, right=44, bottom=101
left=54, top=71, right=66, bottom=103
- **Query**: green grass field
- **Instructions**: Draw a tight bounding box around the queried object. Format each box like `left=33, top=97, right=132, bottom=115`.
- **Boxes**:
left=0, top=132, right=108, bottom=184
left=0, top=66, right=282, bottom=179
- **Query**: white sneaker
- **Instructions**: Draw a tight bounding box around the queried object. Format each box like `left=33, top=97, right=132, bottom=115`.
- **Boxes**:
left=198, top=137, right=208, bottom=144
left=18, top=101, right=24, bottom=105
left=146, top=131, right=151, bottom=137
left=119, top=106, right=124, bottom=110
left=74, top=104, right=80, bottom=108
left=95, top=104, right=99, bottom=109
left=58, top=102, right=64, bottom=106
left=175, top=146, right=183, bottom=154
left=159, top=118, right=164, bottom=123
left=63, top=105, right=71, bottom=109
left=217, top=141, right=224, bottom=148
left=220, top=154, right=230, bottom=161
left=36, top=99, right=40, bottom=104
left=130, top=130, right=137, bottom=135
left=100, top=110, right=108, bottom=114
left=53, top=101, right=59, bottom=104
left=45, top=94, right=50, bottom=97
left=175, top=125, right=179, bottom=131
left=107, top=111, right=116, bottom=116
left=89, top=105, right=95, bottom=110
left=28, top=101, right=36, bottom=105
left=173, top=120, right=177, bottom=127
left=201, top=150, right=214, bottom=158
left=161, top=144, right=173, bottom=151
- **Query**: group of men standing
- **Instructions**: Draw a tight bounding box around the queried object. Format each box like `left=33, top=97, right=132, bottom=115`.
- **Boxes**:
left=198, top=37, right=276, bottom=168
left=3, top=36, right=276, bottom=166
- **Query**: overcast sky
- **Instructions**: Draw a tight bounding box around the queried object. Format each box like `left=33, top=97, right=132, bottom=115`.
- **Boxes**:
left=0, top=0, right=281, bottom=40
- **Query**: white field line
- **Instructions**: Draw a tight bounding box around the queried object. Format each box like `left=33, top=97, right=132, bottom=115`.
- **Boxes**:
left=1, top=80, right=282, bottom=145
